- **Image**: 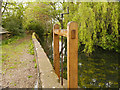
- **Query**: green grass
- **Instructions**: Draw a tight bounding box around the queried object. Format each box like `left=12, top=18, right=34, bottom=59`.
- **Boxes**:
left=14, top=83, right=17, bottom=86
left=2, top=35, right=32, bottom=72
left=10, top=66, right=16, bottom=69
left=33, top=58, right=36, bottom=62
left=10, top=82, right=17, bottom=86
left=2, top=55, right=9, bottom=62
left=2, top=34, right=26, bottom=46
left=34, top=63, right=37, bottom=68
left=28, top=41, right=34, bottom=55
left=28, top=75, right=32, bottom=78
left=14, top=62, right=17, bottom=65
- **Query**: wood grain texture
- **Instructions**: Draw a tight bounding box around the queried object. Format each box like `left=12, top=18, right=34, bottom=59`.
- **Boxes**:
left=54, top=29, right=67, bottom=37
left=53, top=24, right=60, bottom=79
left=67, top=21, right=78, bottom=88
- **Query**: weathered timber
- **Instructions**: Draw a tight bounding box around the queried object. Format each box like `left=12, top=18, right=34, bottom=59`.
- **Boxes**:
left=53, top=21, right=78, bottom=89
left=67, top=21, right=78, bottom=88
left=53, top=24, right=60, bottom=79
left=54, top=29, right=67, bottom=37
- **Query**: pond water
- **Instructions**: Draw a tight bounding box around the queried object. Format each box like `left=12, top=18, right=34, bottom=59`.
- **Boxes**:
left=39, top=35, right=120, bottom=88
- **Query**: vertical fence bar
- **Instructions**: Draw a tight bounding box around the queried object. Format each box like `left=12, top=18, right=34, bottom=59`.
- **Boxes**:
left=67, top=21, right=78, bottom=88
left=53, top=24, right=60, bottom=79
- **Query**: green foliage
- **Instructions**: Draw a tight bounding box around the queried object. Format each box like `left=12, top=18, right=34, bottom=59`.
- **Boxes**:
left=28, top=75, right=32, bottom=78
left=3, top=16, right=24, bottom=35
left=2, top=2, right=25, bottom=36
left=10, top=66, right=16, bottom=69
left=33, top=58, right=36, bottom=62
left=29, top=41, right=34, bottom=55
left=2, top=1, right=119, bottom=53
left=39, top=33, right=119, bottom=88
left=23, top=2, right=53, bottom=36
left=1, top=2, right=120, bottom=88
left=2, top=35, right=22, bottom=45
left=63, top=2, right=120, bottom=53
left=34, top=63, right=37, bottom=68
left=2, top=55, right=8, bottom=62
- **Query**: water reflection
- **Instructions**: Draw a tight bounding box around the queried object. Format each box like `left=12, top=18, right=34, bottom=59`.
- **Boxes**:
left=78, top=51, right=119, bottom=88
left=39, top=35, right=119, bottom=88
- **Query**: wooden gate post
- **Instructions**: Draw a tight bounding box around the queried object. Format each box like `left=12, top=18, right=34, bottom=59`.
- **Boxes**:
left=67, top=21, right=78, bottom=88
left=53, top=24, right=60, bottom=79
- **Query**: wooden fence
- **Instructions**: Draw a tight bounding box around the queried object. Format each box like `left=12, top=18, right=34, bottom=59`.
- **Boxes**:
left=53, top=21, right=78, bottom=88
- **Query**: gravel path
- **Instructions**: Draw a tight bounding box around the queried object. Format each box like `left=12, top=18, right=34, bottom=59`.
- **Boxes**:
left=2, top=34, right=37, bottom=88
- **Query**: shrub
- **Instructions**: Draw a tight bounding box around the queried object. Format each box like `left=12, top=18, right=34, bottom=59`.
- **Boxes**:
left=3, top=15, right=24, bottom=36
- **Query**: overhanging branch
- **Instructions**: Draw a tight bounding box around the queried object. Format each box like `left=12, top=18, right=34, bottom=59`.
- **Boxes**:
left=2, top=2, right=8, bottom=15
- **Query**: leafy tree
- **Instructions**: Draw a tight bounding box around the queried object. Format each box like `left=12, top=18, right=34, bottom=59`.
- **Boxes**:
left=2, top=1, right=25, bottom=36
left=63, top=2, right=120, bottom=54
left=23, top=2, right=53, bottom=36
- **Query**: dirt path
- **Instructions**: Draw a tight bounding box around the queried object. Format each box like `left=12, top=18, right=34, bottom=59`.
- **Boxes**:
left=2, top=34, right=37, bottom=88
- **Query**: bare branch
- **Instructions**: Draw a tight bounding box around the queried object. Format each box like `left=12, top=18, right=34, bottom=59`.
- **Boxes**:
left=2, top=2, right=8, bottom=15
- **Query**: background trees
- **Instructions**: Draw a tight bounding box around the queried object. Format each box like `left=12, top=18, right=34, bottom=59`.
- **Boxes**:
left=2, top=1, right=25, bottom=36
left=2, top=1, right=120, bottom=53
left=1, top=1, right=120, bottom=88
left=63, top=2, right=120, bottom=53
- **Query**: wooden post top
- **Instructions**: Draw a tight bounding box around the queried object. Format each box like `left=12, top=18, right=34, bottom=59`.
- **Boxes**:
left=53, top=24, right=60, bottom=30
left=67, top=21, right=78, bottom=31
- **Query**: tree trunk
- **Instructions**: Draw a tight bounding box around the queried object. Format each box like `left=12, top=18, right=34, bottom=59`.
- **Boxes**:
left=0, top=0, right=3, bottom=26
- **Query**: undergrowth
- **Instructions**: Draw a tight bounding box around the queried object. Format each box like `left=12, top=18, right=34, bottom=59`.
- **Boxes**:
left=2, top=34, right=25, bottom=45
left=28, top=41, right=34, bottom=55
